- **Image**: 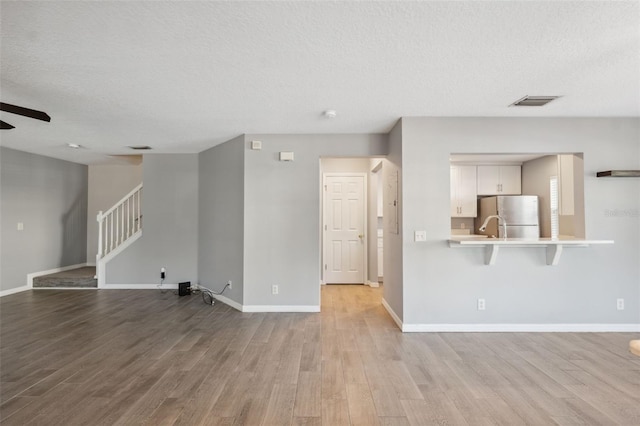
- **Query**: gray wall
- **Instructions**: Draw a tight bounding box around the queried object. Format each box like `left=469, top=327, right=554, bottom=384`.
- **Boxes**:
left=86, top=163, right=142, bottom=263
left=198, top=136, right=244, bottom=305
left=106, top=154, right=198, bottom=285
left=522, top=155, right=558, bottom=238
left=400, top=117, right=639, bottom=325
left=383, top=121, right=403, bottom=320
left=0, top=147, right=87, bottom=291
left=243, top=134, right=387, bottom=307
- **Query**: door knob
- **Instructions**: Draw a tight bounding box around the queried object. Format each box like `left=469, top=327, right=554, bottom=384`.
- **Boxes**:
left=358, top=234, right=364, bottom=238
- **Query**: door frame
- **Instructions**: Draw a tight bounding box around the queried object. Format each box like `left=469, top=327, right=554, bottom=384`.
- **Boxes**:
left=321, top=172, right=368, bottom=285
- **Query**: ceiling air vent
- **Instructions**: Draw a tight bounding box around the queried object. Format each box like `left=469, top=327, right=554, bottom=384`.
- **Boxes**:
left=510, top=95, right=560, bottom=107
left=128, top=145, right=152, bottom=150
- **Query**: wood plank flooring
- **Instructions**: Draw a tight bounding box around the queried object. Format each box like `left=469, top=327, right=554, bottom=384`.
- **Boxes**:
left=1, top=286, right=639, bottom=425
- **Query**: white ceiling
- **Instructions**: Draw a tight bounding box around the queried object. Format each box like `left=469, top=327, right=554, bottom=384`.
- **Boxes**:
left=1, top=1, right=639, bottom=164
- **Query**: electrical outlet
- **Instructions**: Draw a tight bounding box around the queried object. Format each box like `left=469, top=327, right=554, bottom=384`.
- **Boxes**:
left=272, top=285, right=279, bottom=295
left=227, top=280, right=232, bottom=289
left=17, top=222, right=24, bottom=231
left=160, top=267, right=166, bottom=280
left=617, top=298, right=624, bottom=310
left=477, top=298, right=486, bottom=311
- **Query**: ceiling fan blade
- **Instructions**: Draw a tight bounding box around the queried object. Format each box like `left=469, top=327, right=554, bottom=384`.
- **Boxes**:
left=0, top=102, right=51, bottom=122
left=0, top=120, right=15, bottom=130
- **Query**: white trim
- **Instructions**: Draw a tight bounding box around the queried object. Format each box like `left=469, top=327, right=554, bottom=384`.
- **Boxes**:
left=33, top=287, right=98, bottom=291
left=212, top=294, right=243, bottom=312
left=97, top=230, right=142, bottom=287
left=85, top=262, right=96, bottom=267
left=367, top=280, right=380, bottom=288
left=27, top=262, right=89, bottom=288
left=0, top=285, right=30, bottom=297
left=381, top=297, right=403, bottom=330
left=401, top=323, right=640, bottom=333
left=242, top=305, right=320, bottom=313
left=101, top=183, right=143, bottom=218
left=100, top=283, right=178, bottom=290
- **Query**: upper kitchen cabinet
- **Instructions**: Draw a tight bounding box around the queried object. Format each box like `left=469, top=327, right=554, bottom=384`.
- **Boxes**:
left=477, top=165, right=521, bottom=195
left=450, top=165, right=477, bottom=217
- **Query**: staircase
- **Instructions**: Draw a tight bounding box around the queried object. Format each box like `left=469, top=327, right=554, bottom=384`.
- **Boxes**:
left=96, top=183, right=143, bottom=287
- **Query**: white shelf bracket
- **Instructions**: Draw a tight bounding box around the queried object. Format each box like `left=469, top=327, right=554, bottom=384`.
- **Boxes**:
left=546, top=244, right=563, bottom=266
left=485, top=245, right=499, bottom=265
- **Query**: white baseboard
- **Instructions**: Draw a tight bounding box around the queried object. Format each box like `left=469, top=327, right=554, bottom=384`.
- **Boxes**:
left=367, top=280, right=380, bottom=288
left=379, top=300, right=639, bottom=333
left=211, top=294, right=243, bottom=312
left=100, top=284, right=178, bottom=290
left=33, top=287, right=98, bottom=291
left=401, top=323, right=640, bottom=333
left=0, top=285, right=30, bottom=297
left=242, top=305, right=320, bottom=313
left=381, top=297, right=403, bottom=330
left=85, top=262, right=96, bottom=267
left=27, top=262, right=89, bottom=288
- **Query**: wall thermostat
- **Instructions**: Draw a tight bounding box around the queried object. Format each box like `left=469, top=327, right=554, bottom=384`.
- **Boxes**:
left=279, top=151, right=294, bottom=161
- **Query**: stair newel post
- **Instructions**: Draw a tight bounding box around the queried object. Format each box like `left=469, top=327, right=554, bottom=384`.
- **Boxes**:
left=97, top=211, right=103, bottom=260
left=136, top=189, right=141, bottom=232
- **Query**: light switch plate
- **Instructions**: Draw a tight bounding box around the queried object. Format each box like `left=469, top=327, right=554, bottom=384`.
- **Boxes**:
left=17, top=222, right=24, bottom=231
left=414, top=230, right=427, bottom=242
left=251, top=140, right=262, bottom=150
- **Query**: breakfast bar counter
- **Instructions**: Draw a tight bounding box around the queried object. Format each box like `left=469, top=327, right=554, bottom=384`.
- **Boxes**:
left=448, top=236, right=614, bottom=265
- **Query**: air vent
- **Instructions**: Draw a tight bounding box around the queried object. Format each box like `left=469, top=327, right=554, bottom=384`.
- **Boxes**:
left=128, top=145, right=152, bottom=150
left=510, top=95, right=560, bottom=107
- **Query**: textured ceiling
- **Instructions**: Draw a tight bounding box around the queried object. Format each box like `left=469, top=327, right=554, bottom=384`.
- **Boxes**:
left=1, top=1, right=639, bottom=164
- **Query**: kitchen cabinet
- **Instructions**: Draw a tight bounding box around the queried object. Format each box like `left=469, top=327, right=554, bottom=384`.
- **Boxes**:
left=477, top=165, right=521, bottom=195
left=450, top=165, right=477, bottom=217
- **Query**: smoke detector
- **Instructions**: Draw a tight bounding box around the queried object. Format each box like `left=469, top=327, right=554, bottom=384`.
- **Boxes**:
left=128, top=145, right=152, bottom=150
left=510, top=96, right=560, bottom=107
left=323, top=110, right=337, bottom=118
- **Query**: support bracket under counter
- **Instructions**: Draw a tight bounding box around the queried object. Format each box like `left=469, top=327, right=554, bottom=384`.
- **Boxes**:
left=449, top=237, right=614, bottom=266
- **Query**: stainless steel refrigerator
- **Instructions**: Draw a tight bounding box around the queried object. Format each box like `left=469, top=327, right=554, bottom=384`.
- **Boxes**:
left=477, top=196, right=540, bottom=239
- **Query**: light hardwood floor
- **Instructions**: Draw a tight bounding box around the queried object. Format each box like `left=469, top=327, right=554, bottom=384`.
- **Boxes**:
left=1, top=285, right=639, bottom=425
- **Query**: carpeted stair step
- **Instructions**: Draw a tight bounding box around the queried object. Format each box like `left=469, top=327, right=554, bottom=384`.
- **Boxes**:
left=33, top=267, right=97, bottom=288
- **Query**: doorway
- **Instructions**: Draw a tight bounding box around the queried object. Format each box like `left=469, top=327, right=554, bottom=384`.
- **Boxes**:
left=322, top=173, right=367, bottom=283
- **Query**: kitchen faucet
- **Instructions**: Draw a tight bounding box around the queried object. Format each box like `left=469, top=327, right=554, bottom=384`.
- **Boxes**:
left=479, top=214, right=507, bottom=239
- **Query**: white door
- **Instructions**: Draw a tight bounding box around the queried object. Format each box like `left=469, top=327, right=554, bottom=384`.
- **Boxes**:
left=323, top=175, right=366, bottom=284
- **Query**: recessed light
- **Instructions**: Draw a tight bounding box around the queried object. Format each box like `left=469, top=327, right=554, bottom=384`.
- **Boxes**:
left=323, top=110, right=337, bottom=118
left=67, top=143, right=82, bottom=149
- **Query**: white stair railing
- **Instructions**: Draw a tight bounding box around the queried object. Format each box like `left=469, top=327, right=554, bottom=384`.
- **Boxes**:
left=96, top=183, right=143, bottom=262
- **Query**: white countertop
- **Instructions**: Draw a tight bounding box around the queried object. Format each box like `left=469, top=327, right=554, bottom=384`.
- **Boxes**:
left=449, top=236, right=614, bottom=246
left=448, top=236, right=614, bottom=265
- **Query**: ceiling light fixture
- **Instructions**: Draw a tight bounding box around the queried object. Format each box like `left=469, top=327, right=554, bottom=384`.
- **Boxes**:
left=323, top=110, right=337, bottom=119
left=67, top=143, right=82, bottom=149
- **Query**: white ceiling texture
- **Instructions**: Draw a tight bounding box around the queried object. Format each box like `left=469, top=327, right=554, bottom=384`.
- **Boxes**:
left=1, top=1, right=638, bottom=164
